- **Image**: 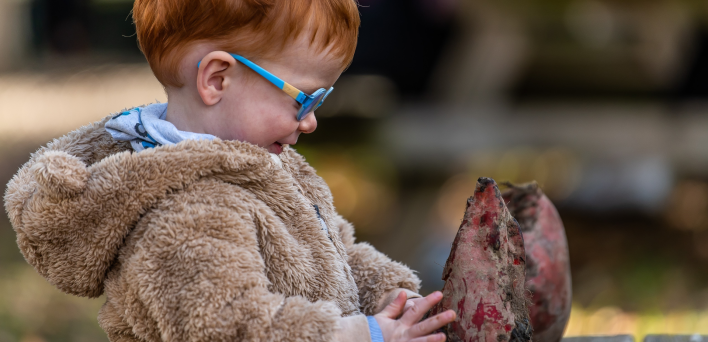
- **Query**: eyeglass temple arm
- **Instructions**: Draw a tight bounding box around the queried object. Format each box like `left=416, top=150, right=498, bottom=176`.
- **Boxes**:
left=234, top=55, right=310, bottom=105
left=197, top=54, right=307, bottom=103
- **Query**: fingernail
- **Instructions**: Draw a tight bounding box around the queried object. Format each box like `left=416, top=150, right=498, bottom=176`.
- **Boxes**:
left=438, top=333, right=447, bottom=341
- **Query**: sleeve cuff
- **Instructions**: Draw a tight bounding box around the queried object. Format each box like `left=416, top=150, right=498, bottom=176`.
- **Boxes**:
left=334, top=315, right=373, bottom=342
left=367, top=316, right=385, bottom=342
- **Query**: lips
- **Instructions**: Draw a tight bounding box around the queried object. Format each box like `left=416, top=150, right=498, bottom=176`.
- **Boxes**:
left=269, top=142, right=284, bottom=154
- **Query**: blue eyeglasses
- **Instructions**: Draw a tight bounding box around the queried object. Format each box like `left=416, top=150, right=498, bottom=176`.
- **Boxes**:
left=198, top=53, right=333, bottom=121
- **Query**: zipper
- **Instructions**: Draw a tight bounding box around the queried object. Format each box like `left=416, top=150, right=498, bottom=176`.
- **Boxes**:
left=313, top=204, right=332, bottom=241
left=293, top=181, right=332, bottom=242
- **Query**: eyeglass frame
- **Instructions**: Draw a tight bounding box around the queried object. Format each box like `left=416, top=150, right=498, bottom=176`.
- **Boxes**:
left=198, top=53, right=333, bottom=121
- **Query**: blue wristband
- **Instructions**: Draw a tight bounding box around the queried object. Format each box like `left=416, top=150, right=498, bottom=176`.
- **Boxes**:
left=366, top=316, right=384, bottom=342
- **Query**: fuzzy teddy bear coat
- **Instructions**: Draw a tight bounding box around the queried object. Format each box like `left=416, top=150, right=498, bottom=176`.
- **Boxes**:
left=5, top=115, right=421, bottom=342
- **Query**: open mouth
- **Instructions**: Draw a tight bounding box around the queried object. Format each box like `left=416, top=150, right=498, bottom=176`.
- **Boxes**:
left=270, top=141, right=284, bottom=154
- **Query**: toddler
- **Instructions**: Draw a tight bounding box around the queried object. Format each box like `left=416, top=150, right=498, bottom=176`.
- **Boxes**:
left=5, top=0, right=455, bottom=341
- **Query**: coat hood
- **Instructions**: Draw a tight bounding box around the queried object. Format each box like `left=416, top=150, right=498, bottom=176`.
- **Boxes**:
left=5, top=115, right=299, bottom=298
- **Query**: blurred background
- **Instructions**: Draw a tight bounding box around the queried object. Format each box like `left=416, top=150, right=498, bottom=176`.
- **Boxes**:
left=1, top=0, right=708, bottom=340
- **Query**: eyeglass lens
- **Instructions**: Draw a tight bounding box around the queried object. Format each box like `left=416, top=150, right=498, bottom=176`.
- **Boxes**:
left=297, top=91, right=327, bottom=121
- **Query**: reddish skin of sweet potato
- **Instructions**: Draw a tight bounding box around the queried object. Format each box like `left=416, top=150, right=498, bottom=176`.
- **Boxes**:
left=432, top=178, right=531, bottom=342
left=503, top=183, right=572, bottom=342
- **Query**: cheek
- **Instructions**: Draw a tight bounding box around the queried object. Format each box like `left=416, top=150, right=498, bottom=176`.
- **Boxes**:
left=250, top=98, right=301, bottom=141
left=225, top=78, right=301, bottom=144
left=249, top=79, right=298, bottom=117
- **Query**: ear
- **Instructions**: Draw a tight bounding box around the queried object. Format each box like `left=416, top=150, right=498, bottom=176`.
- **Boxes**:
left=196, top=51, right=236, bottom=106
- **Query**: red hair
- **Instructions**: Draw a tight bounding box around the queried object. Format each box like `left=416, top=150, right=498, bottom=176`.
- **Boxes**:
left=133, top=0, right=360, bottom=87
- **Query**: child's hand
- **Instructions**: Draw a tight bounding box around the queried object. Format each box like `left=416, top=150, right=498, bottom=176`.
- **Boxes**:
left=374, top=291, right=456, bottom=342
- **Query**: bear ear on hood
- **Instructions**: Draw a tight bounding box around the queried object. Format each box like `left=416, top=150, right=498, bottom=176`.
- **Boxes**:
left=30, top=150, right=89, bottom=199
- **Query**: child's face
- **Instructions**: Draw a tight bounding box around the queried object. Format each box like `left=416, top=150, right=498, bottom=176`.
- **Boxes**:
left=176, top=35, right=345, bottom=154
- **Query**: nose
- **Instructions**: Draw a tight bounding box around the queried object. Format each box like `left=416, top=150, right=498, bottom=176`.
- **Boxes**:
left=298, top=112, right=317, bottom=134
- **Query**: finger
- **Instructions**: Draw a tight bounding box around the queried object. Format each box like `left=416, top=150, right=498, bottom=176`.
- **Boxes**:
left=409, top=333, right=447, bottom=342
left=379, top=291, right=408, bottom=319
left=400, top=291, right=443, bottom=325
left=407, top=310, right=456, bottom=338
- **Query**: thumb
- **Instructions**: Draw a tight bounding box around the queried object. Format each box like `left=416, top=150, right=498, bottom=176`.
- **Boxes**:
left=378, top=291, right=407, bottom=319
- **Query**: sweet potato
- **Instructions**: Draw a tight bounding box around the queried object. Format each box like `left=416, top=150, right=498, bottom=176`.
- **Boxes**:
left=502, top=182, right=572, bottom=342
left=431, top=178, right=532, bottom=342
